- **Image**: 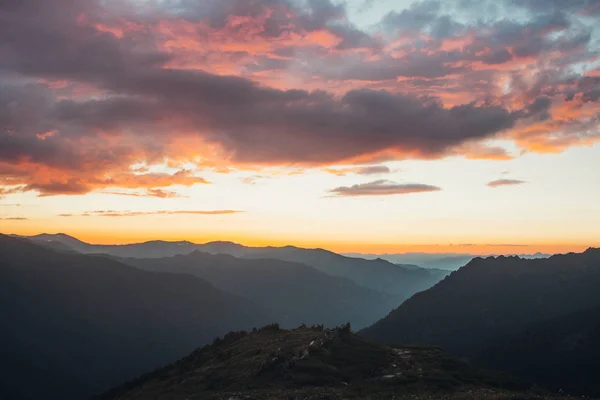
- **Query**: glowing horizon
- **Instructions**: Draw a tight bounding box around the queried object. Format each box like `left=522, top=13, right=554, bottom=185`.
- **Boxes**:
left=4, top=227, right=595, bottom=257
left=1, top=0, right=599, bottom=253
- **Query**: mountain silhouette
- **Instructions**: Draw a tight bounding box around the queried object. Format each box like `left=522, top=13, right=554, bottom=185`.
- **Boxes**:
left=0, top=234, right=268, bottom=400
left=196, top=242, right=449, bottom=298
left=19, top=233, right=199, bottom=258
left=21, top=234, right=449, bottom=299
left=344, top=252, right=551, bottom=271
left=120, top=251, right=399, bottom=329
left=361, top=249, right=600, bottom=395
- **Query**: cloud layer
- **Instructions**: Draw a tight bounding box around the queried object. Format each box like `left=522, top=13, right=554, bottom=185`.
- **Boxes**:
left=487, top=179, right=527, bottom=188
left=329, top=180, right=441, bottom=197
left=1, top=0, right=599, bottom=196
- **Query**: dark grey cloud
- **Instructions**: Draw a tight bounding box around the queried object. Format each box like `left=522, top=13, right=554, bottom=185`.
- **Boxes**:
left=329, top=24, right=382, bottom=51
left=329, top=180, right=441, bottom=197
left=1, top=59, right=520, bottom=166
left=382, top=1, right=464, bottom=40
left=354, top=166, right=391, bottom=175
left=575, top=76, right=600, bottom=103
left=324, top=165, right=392, bottom=176
left=309, top=51, right=469, bottom=81
left=508, top=0, right=600, bottom=15
left=481, top=48, right=513, bottom=65
left=154, top=0, right=375, bottom=51
left=26, top=180, right=91, bottom=196
left=479, top=12, right=591, bottom=60
left=487, top=179, right=526, bottom=187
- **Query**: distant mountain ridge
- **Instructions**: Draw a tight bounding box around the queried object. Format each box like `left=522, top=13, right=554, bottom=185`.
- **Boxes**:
left=344, top=251, right=551, bottom=271
left=18, top=233, right=199, bottom=258
left=17, top=233, right=449, bottom=299
left=197, top=242, right=448, bottom=298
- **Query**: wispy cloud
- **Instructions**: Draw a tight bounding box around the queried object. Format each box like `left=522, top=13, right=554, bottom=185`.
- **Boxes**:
left=329, top=180, right=441, bottom=197
left=0, top=186, right=26, bottom=198
left=240, top=175, right=270, bottom=185
left=102, top=189, right=187, bottom=198
left=0, top=217, right=28, bottom=220
left=487, top=179, right=527, bottom=188
left=59, top=210, right=244, bottom=217
left=324, top=165, right=392, bottom=176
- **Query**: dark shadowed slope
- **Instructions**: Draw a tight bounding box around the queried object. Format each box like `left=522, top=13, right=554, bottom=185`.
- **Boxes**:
left=120, top=251, right=399, bottom=329
left=361, top=249, right=600, bottom=357
left=360, top=249, right=600, bottom=397
left=476, top=305, right=600, bottom=396
left=19, top=234, right=449, bottom=299
left=0, top=235, right=268, bottom=400
left=100, top=325, right=537, bottom=400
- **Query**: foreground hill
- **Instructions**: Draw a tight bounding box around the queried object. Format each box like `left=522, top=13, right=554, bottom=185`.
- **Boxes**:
left=0, top=235, right=267, bottom=400
left=361, top=249, right=600, bottom=396
left=100, top=325, right=554, bottom=400
left=122, top=251, right=398, bottom=329
left=21, top=234, right=449, bottom=299
left=477, top=305, right=600, bottom=396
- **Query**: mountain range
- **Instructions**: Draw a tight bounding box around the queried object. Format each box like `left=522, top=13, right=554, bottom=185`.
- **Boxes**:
left=1, top=233, right=448, bottom=399
left=119, top=251, right=398, bottom=329
left=344, top=251, right=551, bottom=271
left=19, top=233, right=449, bottom=299
left=5, top=232, right=600, bottom=398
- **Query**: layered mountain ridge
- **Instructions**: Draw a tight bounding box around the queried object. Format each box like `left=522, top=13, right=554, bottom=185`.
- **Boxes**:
left=18, top=233, right=449, bottom=299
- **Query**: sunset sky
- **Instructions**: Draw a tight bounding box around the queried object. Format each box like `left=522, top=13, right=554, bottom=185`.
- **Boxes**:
left=1, top=0, right=599, bottom=254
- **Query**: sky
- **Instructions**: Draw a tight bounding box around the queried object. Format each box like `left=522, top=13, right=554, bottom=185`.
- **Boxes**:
left=1, top=0, right=599, bottom=254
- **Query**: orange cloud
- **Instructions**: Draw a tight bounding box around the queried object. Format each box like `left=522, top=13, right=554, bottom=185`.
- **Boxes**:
left=102, top=189, right=187, bottom=198
left=1, top=0, right=598, bottom=197
left=0, top=159, right=208, bottom=197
